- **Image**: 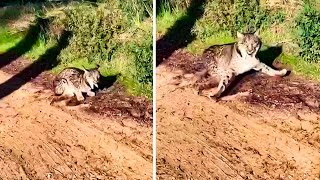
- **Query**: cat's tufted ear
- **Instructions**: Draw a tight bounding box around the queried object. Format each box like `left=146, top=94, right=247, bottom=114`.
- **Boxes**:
left=254, top=29, right=260, bottom=37
left=237, top=32, right=244, bottom=39
left=82, top=65, right=89, bottom=74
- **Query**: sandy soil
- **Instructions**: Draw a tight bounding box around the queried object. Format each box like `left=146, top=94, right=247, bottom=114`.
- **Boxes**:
left=0, top=66, right=152, bottom=179
left=156, top=50, right=320, bottom=179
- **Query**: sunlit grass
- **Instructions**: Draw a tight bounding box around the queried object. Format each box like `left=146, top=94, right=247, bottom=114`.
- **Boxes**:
left=280, top=54, right=320, bottom=81
left=156, top=9, right=184, bottom=37
left=0, top=28, right=24, bottom=53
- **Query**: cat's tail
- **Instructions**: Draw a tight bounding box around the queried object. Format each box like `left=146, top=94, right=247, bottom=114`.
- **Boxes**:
left=169, top=69, right=208, bottom=88
left=183, top=69, right=207, bottom=79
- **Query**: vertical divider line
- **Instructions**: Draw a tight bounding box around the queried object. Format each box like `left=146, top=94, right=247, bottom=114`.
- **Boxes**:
left=152, top=0, right=157, bottom=179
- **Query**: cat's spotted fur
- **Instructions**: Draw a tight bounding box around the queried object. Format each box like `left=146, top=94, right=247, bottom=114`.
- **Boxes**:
left=54, top=67, right=100, bottom=101
left=187, top=30, right=287, bottom=99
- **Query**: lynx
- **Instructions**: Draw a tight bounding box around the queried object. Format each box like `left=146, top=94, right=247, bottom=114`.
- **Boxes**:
left=54, top=66, right=101, bottom=101
left=183, top=30, right=288, bottom=99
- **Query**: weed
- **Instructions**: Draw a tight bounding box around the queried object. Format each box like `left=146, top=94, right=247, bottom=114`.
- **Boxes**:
left=296, top=1, right=320, bottom=62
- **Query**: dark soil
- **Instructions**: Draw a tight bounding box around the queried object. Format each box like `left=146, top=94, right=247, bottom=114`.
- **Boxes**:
left=163, top=50, right=320, bottom=112
left=84, top=84, right=153, bottom=126
left=0, top=57, right=152, bottom=126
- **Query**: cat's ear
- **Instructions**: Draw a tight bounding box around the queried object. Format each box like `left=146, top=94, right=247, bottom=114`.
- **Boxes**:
left=82, top=65, right=88, bottom=74
left=237, top=32, right=244, bottom=39
left=254, top=29, right=260, bottom=37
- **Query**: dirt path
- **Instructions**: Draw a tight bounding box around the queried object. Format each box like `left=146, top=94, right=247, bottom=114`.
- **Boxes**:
left=156, top=50, right=320, bottom=179
left=0, top=70, right=152, bottom=179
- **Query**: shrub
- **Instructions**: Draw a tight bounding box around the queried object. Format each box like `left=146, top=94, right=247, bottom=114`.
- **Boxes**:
left=164, top=0, right=285, bottom=39
left=130, top=35, right=153, bottom=84
left=193, top=0, right=233, bottom=39
left=233, top=0, right=285, bottom=33
left=98, top=0, right=152, bottom=22
left=296, top=1, right=320, bottom=62
left=156, top=0, right=191, bottom=13
left=58, top=3, right=127, bottom=64
left=111, top=20, right=153, bottom=85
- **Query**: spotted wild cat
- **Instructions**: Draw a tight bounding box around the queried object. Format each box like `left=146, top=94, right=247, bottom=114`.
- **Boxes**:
left=185, top=30, right=288, bottom=98
left=54, top=66, right=101, bottom=101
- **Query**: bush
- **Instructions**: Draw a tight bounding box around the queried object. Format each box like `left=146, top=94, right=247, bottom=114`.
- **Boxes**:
left=296, top=1, right=320, bottom=62
left=163, top=0, right=285, bottom=39
left=98, top=0, right=152, bottom=21
left=233, top=0, right=285, bottom=33
left=156, top=0, right=191, bottom=13
left=58, top=3, right=127, bottom=64
left=130, top=36, right=153, bottom=84
left=193, top=0, right=233, bottom=38
left=111, top=21, right=153, bottom=86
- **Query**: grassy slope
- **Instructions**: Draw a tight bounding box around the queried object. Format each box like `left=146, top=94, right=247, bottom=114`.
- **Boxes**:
left=0, top=28, right=24, bottom=53
left=157, top=7, right=320, bottom=81
left=0, top=3, right=152, bottom=98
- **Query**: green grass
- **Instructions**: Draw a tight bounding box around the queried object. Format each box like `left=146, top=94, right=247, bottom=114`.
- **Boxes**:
left=24, top=38, right=56, bottom=60
left=281, top=54, right=320, bottom=81
left=186, top=31, right=234, bottom=54
left=0, top=27, right=24, bottom=53
left=0, top=27, right=56, bottom=60
left=156, top=9, right=184, bottom=36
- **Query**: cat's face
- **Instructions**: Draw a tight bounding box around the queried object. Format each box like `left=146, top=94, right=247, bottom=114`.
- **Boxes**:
left=84, top=69, right=100, bottom=89
left=54, top=78, right=68, bottom=95
left=237, top=31, right=261, bottom=56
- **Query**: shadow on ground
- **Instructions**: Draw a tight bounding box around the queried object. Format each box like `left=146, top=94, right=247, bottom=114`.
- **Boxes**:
left=258, top=45, right=283, bottom=67
left=84, top=82, right=153, bottom=126
left=0, top=27, right=71, bottom=99
left=0, top=17, right=49, bottom=68
left=97, top=74, right=118, bottom=91
left=156, top=0, right=206, bottom=66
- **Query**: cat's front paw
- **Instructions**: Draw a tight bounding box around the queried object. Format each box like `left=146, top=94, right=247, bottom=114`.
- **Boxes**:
left=87, top=91, right=95, bottom=97
left=279, top=69, right=288, bottom=76
left=76, top=95, right=85, bottom=101
left=208, top=91, right=221, bottom=102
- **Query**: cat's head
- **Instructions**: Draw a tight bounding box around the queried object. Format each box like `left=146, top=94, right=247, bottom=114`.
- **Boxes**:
left=83, top=65, right=101, bottom=89
left=237, top=30, right=261, bottom=56
left=54, top=78, right=67, bottom=95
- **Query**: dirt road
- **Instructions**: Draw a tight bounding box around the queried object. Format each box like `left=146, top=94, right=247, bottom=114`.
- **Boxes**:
left=156, top=50, right=320, bottom=179
left=0, top=69, right=152, bottom=179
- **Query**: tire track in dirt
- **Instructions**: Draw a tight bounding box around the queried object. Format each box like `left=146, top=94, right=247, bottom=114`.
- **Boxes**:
left=0, top=71, right=152, bottom=179
left=157, top=63, right=320, bottom=179
left=0, top=146, right=29, bottom=179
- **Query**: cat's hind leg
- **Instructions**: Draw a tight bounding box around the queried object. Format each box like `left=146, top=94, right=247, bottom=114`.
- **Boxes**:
left=208, top=69, right=235, bottom=99
left=86, top=90, right=95, bottom=97
left=50, top=91, right=74, bottom=105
